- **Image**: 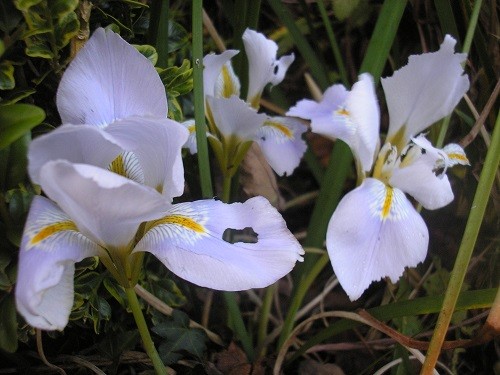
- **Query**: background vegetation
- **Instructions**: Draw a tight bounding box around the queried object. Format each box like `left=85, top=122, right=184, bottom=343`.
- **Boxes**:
left=0, top=0, right=498, bottom=374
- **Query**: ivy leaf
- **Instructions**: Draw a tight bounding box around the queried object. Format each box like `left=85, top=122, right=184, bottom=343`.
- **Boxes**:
left=49, top=0, right=78, bottom=18
left=134, top=44, right=158, bottom=66
left=0, top=61, right=15, bottom=90
left=0, top=103, right=45, bottom=150
left=152, top=310, right=207, bottom=365
left=25, top=42, right=54, bottom=59
left=13, top=0, right=43, bottom=12
left=55, top=11, right=79, bottom=48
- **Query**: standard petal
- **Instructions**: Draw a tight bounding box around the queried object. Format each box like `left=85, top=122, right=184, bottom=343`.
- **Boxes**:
left=181, top=119, right=198, bottom=154
left=327, top=178, right=428, bottom=301
left=28, top=124, right=122, bottom=185
left=39, top=161, right=170, bottom=249
left=16, top=196, right=101, bottom=330
left=442, top=143, right=469, bottom=167
left=345, top=73, right=380, bottom=172
left=382, top=35, right=469, bottom=146
left=243, top=29, right=295, bottom=107
left=256, top=116, right=308, bottom=176
left=105, top=116, right=188, bottom=199
left=57, top=28, right=167, bottom=127
left=206, top=95, right=267, bottom=141
left=134, top=197, right=304, bottom=290
left=203, top=50, right=239, bottom=99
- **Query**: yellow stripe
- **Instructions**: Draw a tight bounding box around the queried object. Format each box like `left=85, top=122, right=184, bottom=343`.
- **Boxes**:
left=381, top=186, right=393, bottom=219
left=30, top=221, right=78, bottom=245
left=447, top=153, right=469, bottom=162
left=151, top=215, right=206, bottom=233
left=221, top=65, right=236, bottom=98
left=264, top=120, right=293, bottom=139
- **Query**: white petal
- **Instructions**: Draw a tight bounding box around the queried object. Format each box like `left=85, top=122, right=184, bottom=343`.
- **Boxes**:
left=443, top=143, right=469, bottom=167
left=327, top=178, right=428, bottom=301
left=256, top=116, right=308, bottom=176
left=134, top=197, right=304, bottom=290
left=287, top=84, right=348, bottom=121
left=243, top=29, right=295, bottom=106
left=215, top=61, right=241, bottom=98
left=345, top=73, right=380, bottom=172
left=105, top=116, right=188, bottom=199
left=206, top=95, right=267, bottom=141
left=390, top=137, right=454, bottom=210
left=203, top=50, right=239, bottom=99
left=16, top=196, right=101, bottom=330
left=28, top=124, right=122, bottom=185
left=181, top=119, right=198, bottom=154
left=382, top=35, right=469, bottom=144
left=57, top=28, right=167, bottom=127
left=39, top=161, right=170, bottom=249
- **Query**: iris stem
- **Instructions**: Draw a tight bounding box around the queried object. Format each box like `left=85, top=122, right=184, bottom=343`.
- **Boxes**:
left=125, top=287, right=167, bottom=375
left=257, top=283, right=276, bottom=356
left=192, top=0, right=213, bottom=198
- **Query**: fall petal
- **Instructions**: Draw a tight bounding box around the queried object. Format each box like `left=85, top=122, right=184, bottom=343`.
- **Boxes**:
left=16, top=196, right=101, bottom=330
left=327, top=178, right=428, bottom=300
left=57, top=28, right=167, bottom=127
left=257, top=116, right=308, bottom=176
left=134, top=197, right=304, bottom=290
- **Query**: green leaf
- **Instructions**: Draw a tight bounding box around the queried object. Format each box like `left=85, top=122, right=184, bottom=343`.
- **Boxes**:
left=0, top=104, right=44, bottom=150
left=3, top=133, right=30, bottom=190
left=134, top=44, right=158, bottom=66
left=49, top=0, right=78, bottom=18
left=167, top=96, right=183, bottom=122
left=0, top=89, right=37, bottom=105
left=149, top=279, right=187, bottom=308
left=103, top=277, right=126, bottom=307
left=167, top=20, right=189, bottom=53
left=13, top=0, right=43, bottom=12
left=152, top=310, right=207, bottom=365
left=332, top=0, right=362, bottom=20
left=25, top=42, right=54, bottom=59
left=0, top=294, right=18, bottom=352
left=55, top=11, right=79, bottom=48
left=0, top=61, right=15, bottom=90
left=0, top=2, right=23, bottom=34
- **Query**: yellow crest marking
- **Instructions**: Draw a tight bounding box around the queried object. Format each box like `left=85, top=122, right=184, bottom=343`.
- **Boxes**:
left=152, top=215, right=206, bottom=233
left=447, top=153, right=469, bottom=163
left=381, top=186, right=394, bottom=219
left=221, top=65, right=236, bottom=98
left=109, top=154, right=126, bottom=176
left=264, top=120, right=294, bottom=139
left=30, top=221, right=78, bottom=245
left=335, top=108, right=350, bottom=117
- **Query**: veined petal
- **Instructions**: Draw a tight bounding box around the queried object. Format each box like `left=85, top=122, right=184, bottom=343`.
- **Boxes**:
left=134, top=197, right=304, bottom=290
left=206, top=96, right=267, bottom=141
left=203, top=50, right=239, bottom=99
left=105, top=116, right=188, bottom=199
left=256, top=116, right=308, bottom=176
left=390, top=136, right=454, bottom=210
left=215, top=61, right=241, bottom=98
left=39, top=161, right=170, bottom=249
left=57, top=28, right=167, bottom=127
left=327, top=178, right=428, bottom=301
left=382, top=35, right=469, bottom=145
left=243, top=29, right=295, bottom=107
left=16, top=196, right=101, bottom=330
left=28, top=124, right=122, bottom=185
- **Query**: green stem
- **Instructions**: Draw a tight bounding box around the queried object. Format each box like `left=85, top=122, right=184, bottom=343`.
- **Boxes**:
left=149, top=0, right=170, bottom=69
left=316, top=0, right=349, bottom=86
left=192, top=0, right=213, bottom=198
left=420, top=111, right=500, bottom=374
left=257, top=283, right=276, bottom=352
left=223, top=291, right=255, bottom=360
left=125, top=287, right=167, bottom=375
left=222, top=174, right=232, bottom=202
left=278, top=254, right=330, bottom=348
